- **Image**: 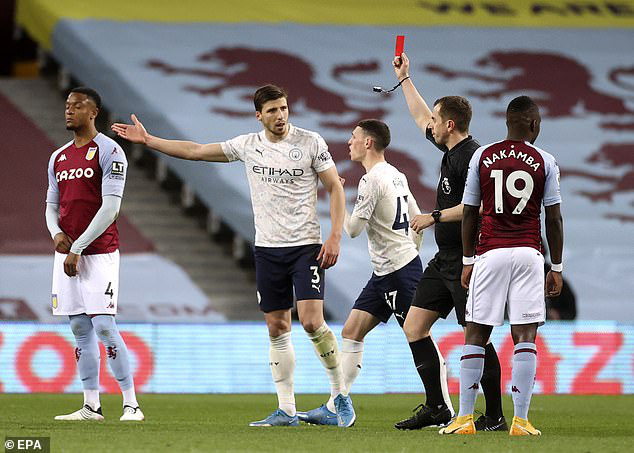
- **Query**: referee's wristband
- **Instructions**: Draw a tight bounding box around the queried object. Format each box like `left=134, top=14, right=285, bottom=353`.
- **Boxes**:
left=551, top=263, right=563, bottom=272
left=463, top=256, right=476, bottom=266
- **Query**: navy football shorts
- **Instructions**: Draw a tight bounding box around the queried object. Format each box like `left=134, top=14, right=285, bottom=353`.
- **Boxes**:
left=254, top=244, right=325, bottom=313
left=352, top=256, right=422, bottom=326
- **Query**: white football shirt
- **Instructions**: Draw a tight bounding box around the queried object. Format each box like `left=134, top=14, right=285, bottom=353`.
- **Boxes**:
left=221, top=124, right=335, bottom=247
left=351, top=162, right=421, bottom=276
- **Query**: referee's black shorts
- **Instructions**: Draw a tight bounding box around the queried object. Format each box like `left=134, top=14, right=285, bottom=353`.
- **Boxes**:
left=411, top=257, right=467, bottom=326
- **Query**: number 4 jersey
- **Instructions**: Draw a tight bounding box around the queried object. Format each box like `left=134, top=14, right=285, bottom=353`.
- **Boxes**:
left=351, top=162, right=422, bottom=276
left=462, top=140, right=561, bottom=255
left=46, top=133, right=127, bottom=255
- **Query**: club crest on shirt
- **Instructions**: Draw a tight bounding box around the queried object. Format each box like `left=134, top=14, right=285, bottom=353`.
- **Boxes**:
left=85, top=146, right=97, bottom=160
left=289, top=148, right=303, bottom=161
left=441, top=177, right=451, bottom=194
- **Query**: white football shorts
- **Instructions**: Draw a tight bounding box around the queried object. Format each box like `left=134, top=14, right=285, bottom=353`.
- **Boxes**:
left=51, top=250, right=119, bottom=316
left=465, top=247, right=545, bottom=326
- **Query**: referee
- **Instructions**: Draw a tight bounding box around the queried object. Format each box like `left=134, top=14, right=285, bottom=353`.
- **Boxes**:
left=392, top=53, right=507, bottom=431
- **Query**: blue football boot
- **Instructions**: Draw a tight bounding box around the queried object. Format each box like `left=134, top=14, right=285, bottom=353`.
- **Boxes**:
left=297, top=405, right=338, bottom=426
left=334, top=394, right=356, bottom=428
left=249, top=408, right=299, bottom=427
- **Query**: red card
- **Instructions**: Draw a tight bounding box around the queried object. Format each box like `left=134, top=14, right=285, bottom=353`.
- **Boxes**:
left=395, top=35, right=405, bottom=57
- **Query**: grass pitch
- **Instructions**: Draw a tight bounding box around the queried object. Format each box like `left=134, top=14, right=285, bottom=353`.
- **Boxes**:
left=1, top=394, right=633, bottom=452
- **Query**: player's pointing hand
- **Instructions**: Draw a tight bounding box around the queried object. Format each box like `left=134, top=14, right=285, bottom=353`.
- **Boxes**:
left=111, top=114, right=149, bottom=145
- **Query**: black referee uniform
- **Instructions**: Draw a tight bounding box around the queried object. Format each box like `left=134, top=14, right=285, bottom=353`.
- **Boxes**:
left=411, top=128, right=480, bottom=324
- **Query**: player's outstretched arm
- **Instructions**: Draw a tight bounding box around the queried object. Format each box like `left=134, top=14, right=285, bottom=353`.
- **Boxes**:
left=317, top=167, right=345, bottom=269
left=393, top=52, right=433, bottom=132
left=461, top=204, right=480, bottom=289
left=111, top=114, right=229, bottom=162
left=545, top=203, right=564, bottom=297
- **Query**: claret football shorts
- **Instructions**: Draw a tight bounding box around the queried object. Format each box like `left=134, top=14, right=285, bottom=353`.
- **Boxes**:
left=466, top=247, right=545, bottom=326
left=51, top=250, right=119, bottom=316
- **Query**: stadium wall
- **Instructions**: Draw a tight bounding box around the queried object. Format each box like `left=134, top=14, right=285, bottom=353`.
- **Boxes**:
left=1, top=322, right=632, bottom=394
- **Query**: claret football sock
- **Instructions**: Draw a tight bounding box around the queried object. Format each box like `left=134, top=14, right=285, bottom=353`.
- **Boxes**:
left=308, top=323, right=345, bottom=402
left=458, top=344, right=485, bottom=417
left=91, top=315, right=136, bottom=404
left=481, top=342, right=504, bottom=419
left=341, top=338, right=364, bottom=395
left=511, top=342, right=537, bottom=420
left=269, top=332, right=296, bottom=416
left=69, top=314, right=100, bottom=408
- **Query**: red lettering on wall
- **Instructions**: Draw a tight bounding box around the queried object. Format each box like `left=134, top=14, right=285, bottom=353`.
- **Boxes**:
left=499, top=334, right=560, bottom=394
left=571, top=332, right=623, bottom=394
left=16, top=332, right=76, bottom=392
left=99, top=332, right=154, bottom=393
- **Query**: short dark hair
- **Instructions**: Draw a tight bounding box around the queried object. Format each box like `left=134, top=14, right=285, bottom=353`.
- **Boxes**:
left=433, top=96, right=472, bottom=133
left=357, top=119, right=391, bottom=151
left=253, top=85, right=287, bottom=112
left=70, top=87, right=101, bottom=110
left=506, top=95, right=539, bottom=117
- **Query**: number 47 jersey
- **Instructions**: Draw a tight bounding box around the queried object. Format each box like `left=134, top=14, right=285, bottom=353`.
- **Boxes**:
left=462, top=140, right=561, bottom=255
left=351, top=162, right=422, bottom=276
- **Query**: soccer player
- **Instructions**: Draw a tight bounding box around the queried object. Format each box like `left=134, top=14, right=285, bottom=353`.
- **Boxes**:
left=46, top=87, right=143, bottom=421
left=111, top=85, right=355, bottom=427
left=392, top=53, right=506, bottom=430
left=299, top=119, right=425, bottom=425
left=440, top=95, right=563, bottom=436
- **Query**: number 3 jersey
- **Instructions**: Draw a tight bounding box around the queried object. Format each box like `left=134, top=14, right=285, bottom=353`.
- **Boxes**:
left=221, top=124, right=335, bottom=247
left=352, top=162, right=421, bottom=276
left=462, top=140, right=561, bottom=255
left=46, top=133, right=127, bottom=255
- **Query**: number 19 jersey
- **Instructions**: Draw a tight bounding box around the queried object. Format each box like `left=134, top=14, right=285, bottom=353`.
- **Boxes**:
left=462, top=140, right=561, bottom=255
left=352, top=162, right=421, bottom=276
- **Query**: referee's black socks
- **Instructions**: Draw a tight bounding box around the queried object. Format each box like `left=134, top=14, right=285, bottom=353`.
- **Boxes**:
left=408, top=336, right=445, bottom=408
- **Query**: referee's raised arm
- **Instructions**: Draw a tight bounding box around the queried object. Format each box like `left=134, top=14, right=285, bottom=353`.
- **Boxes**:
left=392, top=52, right=433, bottom=133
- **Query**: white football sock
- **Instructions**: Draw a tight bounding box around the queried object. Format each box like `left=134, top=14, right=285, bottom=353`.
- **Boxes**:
left=269, top=332, right=296, bottom=416
left=307, top=323, right=345, bottom=408
left=458, top=344, right=485, bottom=417
left=122, top=387, right=139, bottom=408
left=433, top=337, right=455, bottom=416
left=512, top=342, right=537, bottom=420
left=83, top=389, right=100, bottom=411
left=341, top=338, right=364, bottom=395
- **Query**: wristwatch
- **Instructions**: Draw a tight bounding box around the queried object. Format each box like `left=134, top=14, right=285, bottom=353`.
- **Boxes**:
left=431, top=210, right=442, bottom=223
